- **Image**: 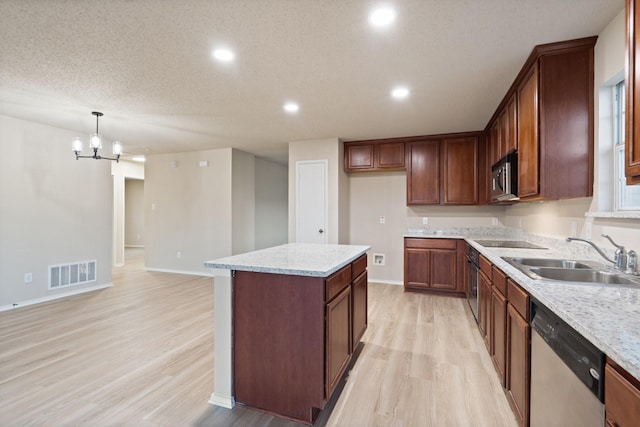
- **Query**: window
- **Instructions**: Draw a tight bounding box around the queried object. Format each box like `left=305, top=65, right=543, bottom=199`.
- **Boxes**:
left=613, top=81, right=640, bottom=210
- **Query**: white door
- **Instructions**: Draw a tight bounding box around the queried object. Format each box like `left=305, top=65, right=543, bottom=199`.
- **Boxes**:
left=296, top=160, right=328, bottom=244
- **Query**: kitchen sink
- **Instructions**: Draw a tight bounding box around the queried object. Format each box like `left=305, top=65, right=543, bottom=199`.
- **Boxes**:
left=501, top=256, right=640, bottom=287
left=505, top=257, right=594, bottom=269
left=528, top=267, right=640, bottom=285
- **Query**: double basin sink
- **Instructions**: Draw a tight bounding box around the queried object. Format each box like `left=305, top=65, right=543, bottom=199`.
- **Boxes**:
left=502, top=257, right=640, bottom=286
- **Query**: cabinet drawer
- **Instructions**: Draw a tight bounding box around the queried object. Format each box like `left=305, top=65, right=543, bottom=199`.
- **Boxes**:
left=480, top=255, right=492, bottom=279
left=492, top=266, right=508, bottom=295
left=405, top=238, right=457, bottom=250
left=507, top=279, right=529, bottom=320
left=326, top=264, right=351, bottom=301
left=352, top=254, right=367, bottom=279
left=605, top=362, right=640, bottom=426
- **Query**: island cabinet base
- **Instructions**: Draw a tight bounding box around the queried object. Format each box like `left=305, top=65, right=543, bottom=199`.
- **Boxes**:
left=233, top=254, right=367, bottom=424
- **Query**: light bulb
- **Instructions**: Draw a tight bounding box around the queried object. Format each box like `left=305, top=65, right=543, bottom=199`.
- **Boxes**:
left=89, top=133, right=102, bottom=149
left=112, top=141, right=122, bottom=156
left=72, top=137, right=83, bottom=153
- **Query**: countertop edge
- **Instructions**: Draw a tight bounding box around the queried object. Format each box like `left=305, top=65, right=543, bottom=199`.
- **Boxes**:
left=204, top=244, right=371, bottom=278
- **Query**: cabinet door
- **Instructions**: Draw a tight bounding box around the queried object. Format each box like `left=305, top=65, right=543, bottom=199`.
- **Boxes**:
left=430, top=249, right=457, bottom=290
left=326, top=286, right=352, bottom=397
left=345, top=144, right=374, bottom=171
left=478, top=271, right=491, bottom=344
left=517, top=65, right=540, bottom=199
left=490, top=121, right=500, bottom=167
left=506, top=304, right=530, bottom=427
left=491, top=287, right=507, bottom=387
left=605, top=362, right=640, bottom=427
left=506, top=94, right=518, bottom=155
left=405, top=248, right=430, bottom=289
left=498, top=109, right=508, bottom=160
left=407, top=140, right=440, bottom=204
left=377, top=142, right=405, bottom=169
left=442, top=137, right=479, bottom=205
left=351, top=271, right=368, bottom=349
left=627, top=0, right=640, bottom=184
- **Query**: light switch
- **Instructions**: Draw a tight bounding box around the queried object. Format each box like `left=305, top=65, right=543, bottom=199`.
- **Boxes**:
left=379, top=216, right=385, bottom=224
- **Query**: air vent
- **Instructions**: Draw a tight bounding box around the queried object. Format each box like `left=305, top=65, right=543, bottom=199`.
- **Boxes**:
left=49, top=260, right=96, bottom=290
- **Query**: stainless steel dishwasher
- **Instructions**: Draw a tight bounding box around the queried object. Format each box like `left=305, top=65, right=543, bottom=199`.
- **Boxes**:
left=530, top=300, right=605, bottom=427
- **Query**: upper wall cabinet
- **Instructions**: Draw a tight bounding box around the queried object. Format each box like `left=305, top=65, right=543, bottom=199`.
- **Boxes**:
left=485, top=36, right=597, bottom=201
left=407, top=134, right=481, bottom=205
left=344, top=140, right=405, bottom=172
left=626, top=0, right=640, bottom=184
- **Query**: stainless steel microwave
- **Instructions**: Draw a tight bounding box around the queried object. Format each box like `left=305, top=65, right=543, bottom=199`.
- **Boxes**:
left=491, top=152, right=519, bottom=201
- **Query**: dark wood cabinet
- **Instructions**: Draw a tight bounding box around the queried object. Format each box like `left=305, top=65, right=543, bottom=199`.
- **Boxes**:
left=517, top=38, right=596, bottom=200
left=443, top=136, right=479, bottom=204
left=478, top=269, right=492, bottom=351
left=407, top=135, right=480, bottom=205
left=484, top=37, right=596, bottom=201
left=505, top=279, right=530, bottom=427
left=351, top=267, right=368, bottom=349
left=605, top=359, right=640, bottom=426
left=491, top=266, right=508, bottom=387
left=404, top=238, right=461, bottom=295
left=626, top=0, right=640, bottom=184
left=517, top=65, right=539, bottom=199
left=233, top=256, right=368, bottom=424
left=326, top=285, right=352, bottom=396
left=407, top=139, right=440, bottom=204
left=344, top=140, right=405, bottom=172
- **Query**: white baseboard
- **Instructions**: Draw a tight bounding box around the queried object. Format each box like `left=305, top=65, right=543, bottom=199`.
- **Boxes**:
left=145, top=267, right=213, bottom=277
left=368, top=278, right=404, bottom=286
left=208, top=392, right=235, bottom=409
left=0, top=282, right=113, bottom=312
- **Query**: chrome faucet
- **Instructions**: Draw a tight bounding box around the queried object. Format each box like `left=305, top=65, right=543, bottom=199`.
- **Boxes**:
left=602, top=234, right=628, bottom=271
left=566, top=236, right=616, bottom=267
left=566, top=235, right=632, bottom=272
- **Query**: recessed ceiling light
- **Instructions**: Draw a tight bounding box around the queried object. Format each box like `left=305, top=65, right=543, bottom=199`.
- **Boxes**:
left=212, top=48, right=235, bottom=62
left=283, top=102, right=300, bottom=113
left=131, top=156, right=146, bottom=163
left=369, top=6, right=396, bottom=27
left=391, top=86, right=410, bottom=100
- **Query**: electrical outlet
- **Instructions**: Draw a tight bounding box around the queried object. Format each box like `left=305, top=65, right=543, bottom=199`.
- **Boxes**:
left=585, top=222, right=592, bottom=239
left=24, top=273, right=32, bottom=284
left=422, top=217, right=429, bottom=225
left=379, top=216, right=385, bottom=224
left=491, top=217, right=499, bottom=226
left=571, top=221, right=578, bottom=236
left=176, top=251, right=182, bottom=259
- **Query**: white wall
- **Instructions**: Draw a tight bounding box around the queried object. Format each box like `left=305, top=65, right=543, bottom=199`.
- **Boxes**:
left=349, top=172, right=505, bottom=283
left=255, top=158, right=288, bottom=250
left=503, top=7, right=640, bottom=251
left=144, top=148, right=288, bottom=274
left=145, top=149, right=234, bottom=274
left=231, top=149, right=255, bottom=255
left=288, top=137, right=349, bottom=244
left=125, top=178, right=145, bottom=247
left=0, top=115, right=113, bottom=309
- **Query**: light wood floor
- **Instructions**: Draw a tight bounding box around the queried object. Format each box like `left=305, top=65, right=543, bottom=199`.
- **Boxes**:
left=0, top=248, right=516, bottom=426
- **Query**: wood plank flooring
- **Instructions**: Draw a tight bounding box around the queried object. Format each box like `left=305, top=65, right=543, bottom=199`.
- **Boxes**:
left=0, top=248, right=516, bottom=426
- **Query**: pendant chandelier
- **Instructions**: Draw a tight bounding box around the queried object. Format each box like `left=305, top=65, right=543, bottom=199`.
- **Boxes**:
left=72, top=111, right=122, bottom=162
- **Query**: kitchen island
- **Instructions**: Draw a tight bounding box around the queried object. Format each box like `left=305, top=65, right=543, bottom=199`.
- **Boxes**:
left=205, top=243, right=370, bottom=424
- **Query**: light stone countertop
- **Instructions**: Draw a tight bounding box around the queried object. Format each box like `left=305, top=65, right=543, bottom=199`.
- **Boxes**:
left=204, top=243, right=371, bottom=277
left=406, top=227, right=640, bottom=381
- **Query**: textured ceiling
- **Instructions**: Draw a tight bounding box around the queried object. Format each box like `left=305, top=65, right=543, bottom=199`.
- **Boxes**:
left=0, top=0, right=625, bottom=164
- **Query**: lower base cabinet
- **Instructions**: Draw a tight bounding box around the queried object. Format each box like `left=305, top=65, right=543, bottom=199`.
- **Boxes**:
left=605, top=360, right=640, bottom=427
left=404, top=238, right=465, bottom=295
left=233, top=254, right=368, bottom=424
